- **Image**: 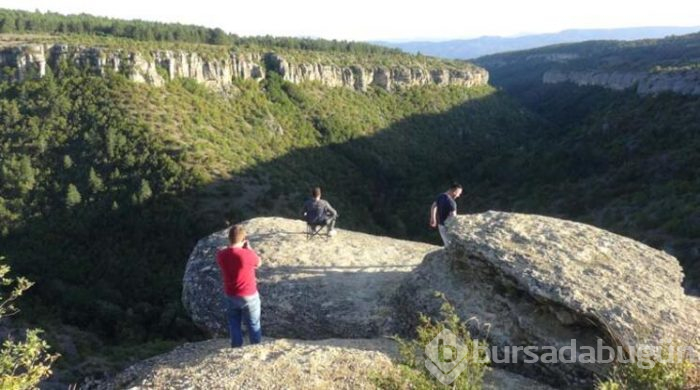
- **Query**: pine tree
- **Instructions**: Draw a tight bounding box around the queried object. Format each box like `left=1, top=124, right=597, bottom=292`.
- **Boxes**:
left=133, top=179, right=152, bottom=204
left=65, top=184, right=82, bottom=208
left=63, top=155, right=73, bottom=169
left=88, top=167, right=104, bottom=193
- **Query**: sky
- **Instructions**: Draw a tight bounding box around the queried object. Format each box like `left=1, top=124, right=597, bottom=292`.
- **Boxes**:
left=2, top=0, right=700, bottom=41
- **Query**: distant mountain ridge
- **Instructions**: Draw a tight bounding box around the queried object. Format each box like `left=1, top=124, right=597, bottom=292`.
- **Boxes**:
left=375, top=26, right=700, bottom=59
left=475, top=32, right=700, bottom=96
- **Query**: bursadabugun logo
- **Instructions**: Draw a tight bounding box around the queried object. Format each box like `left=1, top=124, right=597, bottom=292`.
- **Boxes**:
left=424, top=331, right=700, bottom=384
left=424, top=329, right=472, bottom=385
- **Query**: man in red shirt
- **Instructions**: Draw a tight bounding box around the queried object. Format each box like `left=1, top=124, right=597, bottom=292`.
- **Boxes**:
left=216, top=224, right=262, bottom=347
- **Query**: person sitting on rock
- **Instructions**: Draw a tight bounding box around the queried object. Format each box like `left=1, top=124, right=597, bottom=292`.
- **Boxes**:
left=429, top=183, right=463, bottom=247
left=302, top=187, right=338, bottom=237
left=216, top=224, right=262, bottom=347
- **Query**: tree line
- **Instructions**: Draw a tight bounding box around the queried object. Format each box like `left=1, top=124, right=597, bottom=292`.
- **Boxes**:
left=0, top=8, right=402, bottom=54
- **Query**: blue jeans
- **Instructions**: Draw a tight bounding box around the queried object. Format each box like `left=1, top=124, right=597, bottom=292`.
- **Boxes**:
left=225, top=292, right=262, bottom=347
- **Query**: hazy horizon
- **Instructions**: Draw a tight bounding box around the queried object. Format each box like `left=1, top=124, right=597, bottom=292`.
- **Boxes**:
left=375, top=26, right=700, bottom=43
left=2, top=0, right=700, bottom=42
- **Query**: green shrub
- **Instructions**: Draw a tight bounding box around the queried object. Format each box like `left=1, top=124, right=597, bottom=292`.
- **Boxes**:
left=596, top=342, right=699, bottom=390
left=0, top=257, right=59, bottom=389
left=374, top=299, right=489, bottom=389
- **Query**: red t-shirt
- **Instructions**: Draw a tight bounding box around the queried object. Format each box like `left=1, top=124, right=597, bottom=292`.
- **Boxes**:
left=216, top=246, right=260, bottom=297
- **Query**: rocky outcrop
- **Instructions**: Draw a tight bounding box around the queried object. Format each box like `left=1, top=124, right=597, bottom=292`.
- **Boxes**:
left=0, top=44, right=488, bottom=91
left=543, top=69, right=700, bottom=96
left=101, top=338, right=397, bottom=390
left=0, top=44, right=265, bottom=89
left=453, top=211, right=700, bottom=346
left=397, top=211, right=700, bottom=387
left=394, top=249, right=605, bottom=387
left=182, top=217, right=437, bottom=338
left=181, top=213, right=699, bottom=387
left=99, top=338, right=553, bottom=390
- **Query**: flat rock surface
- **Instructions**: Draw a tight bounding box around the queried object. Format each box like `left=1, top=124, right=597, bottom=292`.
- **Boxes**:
left=182, top=217, right=438, bottom=338
left=99, top=338, right=553, bottom=390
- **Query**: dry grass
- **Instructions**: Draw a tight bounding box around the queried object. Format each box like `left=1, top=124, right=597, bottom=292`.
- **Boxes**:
left=685, top=359, right=700, bottom=389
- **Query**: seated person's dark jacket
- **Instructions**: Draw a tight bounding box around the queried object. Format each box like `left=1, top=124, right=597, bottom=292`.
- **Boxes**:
left=302, top=198, right=338, bottom=224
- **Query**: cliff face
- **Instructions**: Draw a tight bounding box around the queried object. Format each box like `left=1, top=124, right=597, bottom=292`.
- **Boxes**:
left=265, top=53, right=487, bottom=91
left=543, top=69, right=700, bottom=96
left=0, top=44, right=489, bottom=91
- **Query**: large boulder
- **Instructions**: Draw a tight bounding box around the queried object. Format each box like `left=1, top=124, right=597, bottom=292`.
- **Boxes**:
left=447, top=211, right=700, bottom=346
left=182, top=213, right=699, bottom=387
left=99, top=338, right=553, bottom=390
left=182, top=217, right=438, bottom=339
left=395, top=211, right=700, bottom=387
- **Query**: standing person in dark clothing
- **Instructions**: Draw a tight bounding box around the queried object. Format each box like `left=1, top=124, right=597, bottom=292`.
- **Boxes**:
left=216, top=224, right=262, bottom=347
left=429, top=183, right=463, bottom=246
left=302, top=187, right=339, bottom=237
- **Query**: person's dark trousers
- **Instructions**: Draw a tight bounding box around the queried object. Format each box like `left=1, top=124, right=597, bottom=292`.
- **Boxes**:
left=324, top=215, right=337, bottom=232
left=225, top=292, right=262, bottom=347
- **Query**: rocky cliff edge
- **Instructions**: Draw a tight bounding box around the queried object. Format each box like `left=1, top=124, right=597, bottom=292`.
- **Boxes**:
left=114, top=212, right=699, bottom=388
left=0, top=44, right=488, bottom=91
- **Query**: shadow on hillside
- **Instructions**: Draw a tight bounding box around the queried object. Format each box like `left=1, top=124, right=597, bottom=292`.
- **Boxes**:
left=191, top=90, right=699, bottom=295
left=193, top=90, right=539, bottom=242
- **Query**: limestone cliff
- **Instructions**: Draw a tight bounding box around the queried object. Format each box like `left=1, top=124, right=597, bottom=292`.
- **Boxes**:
left=0, top=44, right=488, bottom=91
left=543, top=69, right=700, bottom=96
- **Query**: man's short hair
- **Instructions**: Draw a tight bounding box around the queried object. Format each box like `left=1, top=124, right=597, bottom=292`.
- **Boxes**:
left=450, top=183, right=463, bottom=190
left=228, top=224, right=246, bottom=244
left=312, top=187, right=321, bottom=198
